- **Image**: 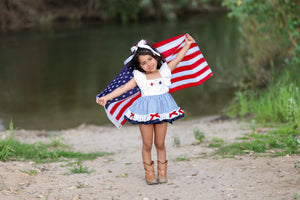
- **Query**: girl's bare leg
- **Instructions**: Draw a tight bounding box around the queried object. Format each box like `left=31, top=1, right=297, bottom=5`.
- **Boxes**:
left=139, top=124, right=154, bottom=164
left=154, top=122, right=168, bottom=162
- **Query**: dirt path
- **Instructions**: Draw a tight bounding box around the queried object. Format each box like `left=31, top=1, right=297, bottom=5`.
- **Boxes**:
left=0, top=117, right=299, bottom=200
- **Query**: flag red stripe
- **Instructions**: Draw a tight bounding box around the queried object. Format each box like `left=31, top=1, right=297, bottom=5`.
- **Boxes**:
left=121, top=118, right=127, bottom=125
left=153, top=34, right=185, bottom=48
left=169, top=72, right=213, bottom=93
left=166, top=49, right=201, bottom=66
left=172, top=57, right=207, bottom=74
left=116, top=93, right=141, bottom=120
left=181, top=50, right=201, bottom=62
left=171, top=66, right=211, bottom=83
left=160, top=45, right=181, bottom=58
left=171, top=43, right=198, bottom=56
left=110, top=99, right=126, bottom=115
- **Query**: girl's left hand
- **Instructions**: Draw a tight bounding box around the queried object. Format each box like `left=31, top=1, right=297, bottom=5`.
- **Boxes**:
left=96, top=96, right=108, bottom=106
left=185, top=34, right=194, bottom=46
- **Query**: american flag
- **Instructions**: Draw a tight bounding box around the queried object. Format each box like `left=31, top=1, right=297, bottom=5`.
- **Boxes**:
left=96, top=34, right=213, bottom=128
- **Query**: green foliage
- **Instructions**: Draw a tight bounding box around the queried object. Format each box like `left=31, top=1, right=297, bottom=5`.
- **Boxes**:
left=0, top=0, right=224, bottom=30
left=222, top=0, right=299, bottom=49
left=39, top=14, right=54, bottom=25
left=194, top=128, right=205, bottom=144
left=222, top=0, right=300, bottom=88
left=226, top=72, right=300, bottom=127
left=98, top=0, right=144, bottom=23
left=0, top=121, right=112, bottom=163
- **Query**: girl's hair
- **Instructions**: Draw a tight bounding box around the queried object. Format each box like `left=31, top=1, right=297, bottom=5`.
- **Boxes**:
left=129, top=41, right=165, bottom=72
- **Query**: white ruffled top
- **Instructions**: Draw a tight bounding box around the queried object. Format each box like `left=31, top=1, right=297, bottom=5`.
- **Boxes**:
left=133, top=62, right=171, bottom=97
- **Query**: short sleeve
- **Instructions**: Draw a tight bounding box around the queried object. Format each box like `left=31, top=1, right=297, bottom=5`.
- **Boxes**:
left=159, top=62, right=171, bottom=78
left=159, top=62, right=172, bottom=87
left=133, top=70, right=147, bottom=92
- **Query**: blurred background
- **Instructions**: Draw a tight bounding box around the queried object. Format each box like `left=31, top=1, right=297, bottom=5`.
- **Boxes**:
left=0, top=0, right=299, bottom=130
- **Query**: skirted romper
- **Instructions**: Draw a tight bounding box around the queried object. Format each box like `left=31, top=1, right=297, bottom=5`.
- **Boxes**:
left=124, top=62, right=184, bottom=124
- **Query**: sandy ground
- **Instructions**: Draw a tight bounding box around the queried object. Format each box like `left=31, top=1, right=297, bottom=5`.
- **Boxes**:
left=0, top=116, right=299, bottom=200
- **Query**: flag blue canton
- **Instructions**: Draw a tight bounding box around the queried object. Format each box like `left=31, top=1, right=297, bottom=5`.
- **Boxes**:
left=96, top=65, right=140, bottom=109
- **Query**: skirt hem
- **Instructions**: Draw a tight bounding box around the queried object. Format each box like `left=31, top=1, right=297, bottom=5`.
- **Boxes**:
left=124, top=114, right=184, bottom=125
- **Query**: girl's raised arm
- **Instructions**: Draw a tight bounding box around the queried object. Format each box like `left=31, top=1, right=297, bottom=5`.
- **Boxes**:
left=97, top=77, right=137, bottom=106
left=168, top=34, right=194, bottom=72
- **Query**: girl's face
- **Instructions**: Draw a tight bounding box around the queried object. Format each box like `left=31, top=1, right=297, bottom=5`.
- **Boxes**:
left=138, top=55, right=158, bottom=73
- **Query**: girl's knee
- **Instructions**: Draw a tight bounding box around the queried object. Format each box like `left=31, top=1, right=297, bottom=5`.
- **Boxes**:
left=143, top=143, right=153, bottom=152
left=155, top=142, right=165, bottom=151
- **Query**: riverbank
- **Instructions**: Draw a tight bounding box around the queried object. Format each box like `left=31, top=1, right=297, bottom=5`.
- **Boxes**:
left=0, top=116, right=299, bottom=200
left=0, top=0, right=227, bottom=31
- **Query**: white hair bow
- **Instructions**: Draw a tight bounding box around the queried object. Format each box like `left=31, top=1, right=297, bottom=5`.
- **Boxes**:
left=124, top=39, right=160, bottom=65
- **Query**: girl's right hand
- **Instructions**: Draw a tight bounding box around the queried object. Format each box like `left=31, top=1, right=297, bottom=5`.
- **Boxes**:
left=96, top=96, right=108, bottom=106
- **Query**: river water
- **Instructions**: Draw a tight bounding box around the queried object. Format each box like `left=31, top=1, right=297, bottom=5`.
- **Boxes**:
left=0, top=14, right=240, bottom=130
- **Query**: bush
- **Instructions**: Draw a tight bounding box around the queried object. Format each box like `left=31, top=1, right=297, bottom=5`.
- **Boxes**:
left=222, top=0, right=300, bottom=88
left=226, top=71, right=300, bottom=127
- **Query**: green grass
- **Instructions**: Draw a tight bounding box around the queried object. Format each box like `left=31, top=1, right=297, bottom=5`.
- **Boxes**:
left=295, top=161, right=300, bottom=169
left=215, top=125, right=300, bottom=157
left=172, top=155, right=188, bottom=162
left=194, top=128, right=205, bottom=144
left=221, top=70, right=300, bottom=157
left=0, top=121, right=112, bottom=163
left=68, top=164, right=94, bottom=174
left=19, top=167, right=38, bottom=176
left=226, top=73, right=300, bottom=127
left=172, top=135, right=181, bottom=147
left=235, top=135, right=251, bottom=140
left=60, top=160, right=95, bottom=175
left=76, top=182, right=85, bottom=188
left=208, top=138, right=225, bottom=148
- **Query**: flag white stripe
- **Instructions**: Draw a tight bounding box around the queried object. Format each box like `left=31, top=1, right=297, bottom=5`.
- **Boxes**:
left=169, top=69, right=212, bottom=89
left=171, top=54, right=205, bottom=69
left=106, top=92, right=140, bottom=117
left=156, top=36, right=186, bottom=53
left=171, top=61, right=209, bottom=78
left=105, top=97, right=137, bottom=128
left=165, top=45, right=200, bottom=63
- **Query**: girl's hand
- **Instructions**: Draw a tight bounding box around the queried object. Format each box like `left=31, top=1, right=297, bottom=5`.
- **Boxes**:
left=185, top=34, right=194, bottom=46
left=96, top=96, right=108, bottom=106
left=168, top=34, right=195, bottom=72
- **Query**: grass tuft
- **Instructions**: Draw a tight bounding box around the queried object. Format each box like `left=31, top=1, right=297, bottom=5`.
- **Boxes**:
left=208, top=138, right=225, bottom=148
left=172, top=155, right=188, bottom=162
left=0, top=121, right=112, bottom=163
left=194, top=128, right=205, bottom=144
left=214, top=124, right=300, bottom=157
left=19, top=166, right=38, bottom=176
left=172, top=135, right=181, bottom=147
left=68, top=164, right=94, bottom=174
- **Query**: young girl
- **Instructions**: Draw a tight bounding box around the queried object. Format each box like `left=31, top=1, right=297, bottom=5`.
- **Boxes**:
left=97, top=34, right=194, bottom=185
